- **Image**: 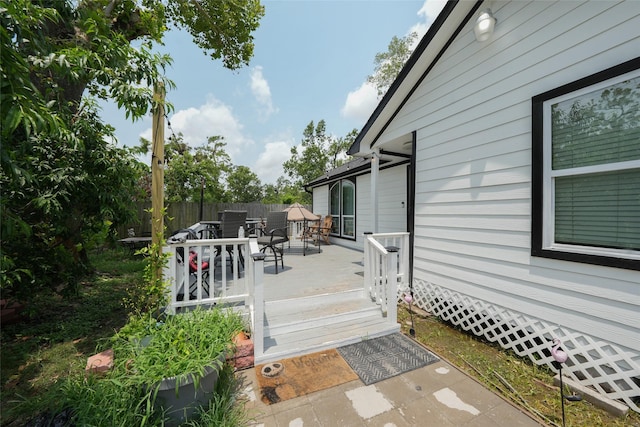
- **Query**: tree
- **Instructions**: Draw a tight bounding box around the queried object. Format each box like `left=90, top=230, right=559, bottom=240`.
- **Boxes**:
left=367, top=32, right=418, bottom=97
left=0, top=0, right=264, bottom=299
left=4, top=0, right=264, bottom=121
left=282, top=121, right=329, bottom=203
left=159, top=134, right=231, bottom=203
left=0, top=98, right=146, bottom=299
left=262, top=177, right=304, bottom=204
left=282, top=120, right=357, bottom=203
left=227, top=166, right=263, bottom=202
left=197, top=135, right=233, bottom=203
left=328, top=129, right=359, bottom=169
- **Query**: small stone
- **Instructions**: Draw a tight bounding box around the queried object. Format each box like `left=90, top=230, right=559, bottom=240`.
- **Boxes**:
left=86, top=349, right=114, bottom=375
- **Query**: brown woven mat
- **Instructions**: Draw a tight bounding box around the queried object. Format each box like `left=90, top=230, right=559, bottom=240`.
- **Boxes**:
left=254, top=349, right=359, bottom=404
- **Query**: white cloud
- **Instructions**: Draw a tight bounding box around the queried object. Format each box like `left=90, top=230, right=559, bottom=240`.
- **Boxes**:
left=253, top=139, right=294, bottom=184
left=412, top=0, right=447, bottom=39
left=340, top=0, right=447, bottom=127
left=141, top=96, right=289, bottom=184
left=164, top=97, right=254, bottom=162
left=250, top=66, right=277, bottom=121
left=340, top=81, right=378, bottom=124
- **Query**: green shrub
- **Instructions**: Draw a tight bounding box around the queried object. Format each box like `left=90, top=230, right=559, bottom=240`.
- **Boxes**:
left=111, top=307, right=246, bottom=383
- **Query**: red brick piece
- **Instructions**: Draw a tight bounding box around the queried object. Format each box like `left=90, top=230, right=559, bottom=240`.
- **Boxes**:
left=229, top=332, right=254, bottom=370
left=86, top=348, right=114, bottom=375
left=231, top=355, right=255, bottom=370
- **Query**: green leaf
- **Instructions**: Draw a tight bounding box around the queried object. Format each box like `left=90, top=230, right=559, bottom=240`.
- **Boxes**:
left=2, top=105, right=22, bottom=135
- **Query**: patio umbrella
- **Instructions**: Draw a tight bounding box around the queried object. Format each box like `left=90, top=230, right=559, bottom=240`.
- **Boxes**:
left=283, top=202, right=319, bottom=221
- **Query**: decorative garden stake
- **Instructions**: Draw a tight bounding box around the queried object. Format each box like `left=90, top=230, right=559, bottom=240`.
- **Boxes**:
left=404, top=292, right=415, bottom=337
left=551, top=338, right=582, bottom=427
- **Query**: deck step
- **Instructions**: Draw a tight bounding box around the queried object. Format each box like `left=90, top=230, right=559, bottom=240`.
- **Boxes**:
left=264, top=289, right=376, bottom=336
left=256, top=289, right=400, bottom=364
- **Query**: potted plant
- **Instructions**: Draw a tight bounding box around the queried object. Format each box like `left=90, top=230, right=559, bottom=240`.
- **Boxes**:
left=111, top=306, right=246, bottom=425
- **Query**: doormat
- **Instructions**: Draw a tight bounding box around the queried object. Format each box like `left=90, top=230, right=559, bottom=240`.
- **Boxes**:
left=254, top=349, right=359, bottom=405
left=337, top=333, right=439, bottom=385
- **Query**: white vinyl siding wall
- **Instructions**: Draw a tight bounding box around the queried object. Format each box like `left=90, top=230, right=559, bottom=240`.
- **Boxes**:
left=357, top=165, right=408, bottom=243
left=312, top=165, right=407, bottom=250
left=355, top=174, right=370, bottom=246
left=312, top=186, right=328, bottom=219
left=377, top=0, right=640, bottom=352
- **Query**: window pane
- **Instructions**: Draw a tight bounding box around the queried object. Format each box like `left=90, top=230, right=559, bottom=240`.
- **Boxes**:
left=341, top=182, right=355, bottom=237
left=330, top=183, right=340, bottom=234
left=555, top=169, right=640, bottom=250
left=343, top=216, right=355, bottom=237
left=552, top=76, right=640, bottom=170
left=342, top=182, right=355, bottom=216
left=330, top=183, right=340, bottom=217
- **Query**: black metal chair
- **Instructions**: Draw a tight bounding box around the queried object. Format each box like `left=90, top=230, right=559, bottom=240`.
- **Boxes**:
left=217, top=210, right=247, bottom=269
left=255, top=211, right=289, bottom=273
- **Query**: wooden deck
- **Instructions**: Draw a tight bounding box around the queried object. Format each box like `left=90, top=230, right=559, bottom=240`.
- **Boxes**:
left=255, top=240, right=399, bottom=363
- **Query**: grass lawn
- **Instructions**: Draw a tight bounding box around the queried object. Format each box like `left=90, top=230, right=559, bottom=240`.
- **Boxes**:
left=1, top=248, right=139, bottom=424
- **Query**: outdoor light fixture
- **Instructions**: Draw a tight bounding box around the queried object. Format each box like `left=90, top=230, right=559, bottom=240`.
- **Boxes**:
left=474, top=8, right=496, bottom=42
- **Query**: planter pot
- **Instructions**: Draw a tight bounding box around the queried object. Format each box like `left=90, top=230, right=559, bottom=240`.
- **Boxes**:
left=154, top=353, right=225, bottom=425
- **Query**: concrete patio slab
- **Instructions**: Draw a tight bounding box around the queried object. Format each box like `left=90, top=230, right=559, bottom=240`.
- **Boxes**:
left=237, top=348, right=545, bottom=427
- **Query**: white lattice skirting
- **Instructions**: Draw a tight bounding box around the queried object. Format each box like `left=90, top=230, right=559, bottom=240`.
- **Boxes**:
left=401, top=279, right=640, bottom=413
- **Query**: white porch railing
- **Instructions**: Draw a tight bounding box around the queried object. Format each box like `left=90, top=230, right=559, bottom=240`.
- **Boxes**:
left=363, top=232, right=410, bottom=322
left=163, top=223, right=266, bottom=359
left=164, top=237, right=250, bottom=311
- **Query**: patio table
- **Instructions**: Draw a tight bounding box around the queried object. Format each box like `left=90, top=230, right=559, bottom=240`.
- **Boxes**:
left=201, top=219, right=261, bottom=238
left=118, top=236, right=152, bottom=254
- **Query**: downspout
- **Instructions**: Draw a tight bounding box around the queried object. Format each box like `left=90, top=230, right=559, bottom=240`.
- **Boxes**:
left=408, top=131, right=417, bottom=286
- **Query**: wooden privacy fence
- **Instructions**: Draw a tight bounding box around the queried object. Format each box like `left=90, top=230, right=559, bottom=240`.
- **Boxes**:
left=117, top=202, right=310, bottom=238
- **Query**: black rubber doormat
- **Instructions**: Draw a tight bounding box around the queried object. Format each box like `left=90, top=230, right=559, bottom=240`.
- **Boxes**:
left=337, top=333, right=439, bottom=385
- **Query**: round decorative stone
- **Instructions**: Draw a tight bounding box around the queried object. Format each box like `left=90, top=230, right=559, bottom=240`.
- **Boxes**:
left=261, top=362, right=284, bottom=378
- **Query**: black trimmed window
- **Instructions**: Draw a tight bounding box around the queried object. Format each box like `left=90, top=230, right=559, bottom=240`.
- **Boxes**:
left=329, top=179, right=356, bottom=239
left=532, top=58, right=640, bottom=270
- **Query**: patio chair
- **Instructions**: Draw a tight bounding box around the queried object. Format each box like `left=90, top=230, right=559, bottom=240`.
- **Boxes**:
left=169, top=228, right=210, bottom=300
left=217, top=210, right=247, bottom=269
left=308, top=215, right=332, bottom=245
left=254, top=211, right=289, bottom=273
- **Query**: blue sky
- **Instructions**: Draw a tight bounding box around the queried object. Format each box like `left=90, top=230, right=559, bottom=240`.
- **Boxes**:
left=101, top=0, right=445, bottom=183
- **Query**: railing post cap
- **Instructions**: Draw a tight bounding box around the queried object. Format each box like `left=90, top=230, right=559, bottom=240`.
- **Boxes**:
left=251, top=252, right=266, bottom=261
left=385, top=245, right=400, bottom=252
left=364, top=231, right=373, bottom=235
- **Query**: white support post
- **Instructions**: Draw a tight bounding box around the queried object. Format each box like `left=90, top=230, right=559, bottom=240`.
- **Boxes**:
left=371, top=150, right=379, bottom=233
left=385, top=246, right=399, bottom=323
left=164, top=245, right=176, bottom=314
left=363, top=232, right=373, bottom=299
left=251, top=251, right=265, bottom=358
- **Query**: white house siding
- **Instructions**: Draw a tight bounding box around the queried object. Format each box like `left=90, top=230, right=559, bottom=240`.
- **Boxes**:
left=378, top=165, right=408, bottom=234
left=355, top=174, right=371, bottom=247
left=356, top=165, right=408, bottom=246
left=311, top=165, right=407, bottom=250
left=377, top=1, right=640, bottom=410
left=312, top=185, right=328, bottom=218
